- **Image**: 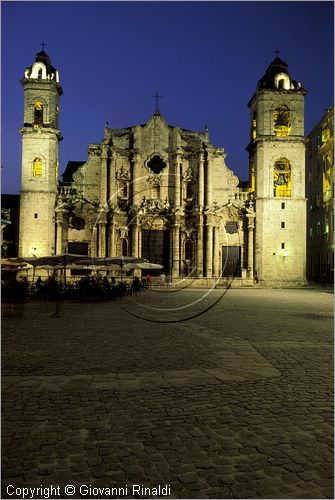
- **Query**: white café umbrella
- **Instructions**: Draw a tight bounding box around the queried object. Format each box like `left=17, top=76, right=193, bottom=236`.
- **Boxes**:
left=123, top=261, right=163, bottom=271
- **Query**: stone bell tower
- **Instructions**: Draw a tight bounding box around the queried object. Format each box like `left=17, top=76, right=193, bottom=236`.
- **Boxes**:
left=19, top=50, right=63, bottom=257
left=247, top=56, right=307, bottom=286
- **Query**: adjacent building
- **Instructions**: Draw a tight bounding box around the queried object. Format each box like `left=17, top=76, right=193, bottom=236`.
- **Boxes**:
left=306, top=107, right=334, bottom=283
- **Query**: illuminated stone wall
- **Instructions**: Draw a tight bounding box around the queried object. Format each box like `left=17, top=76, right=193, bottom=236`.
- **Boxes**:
left=18, top=53, right=309, bottom=285
left=306, top=107, right=334, bottom=283
left=19, top=53, right=62, bottom=258
left=247, top=58, right=308, bottom=286
left=58, top=112, right=253, bottom=279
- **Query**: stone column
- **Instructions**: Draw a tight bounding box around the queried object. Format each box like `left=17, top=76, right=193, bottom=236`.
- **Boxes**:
left=100, top=149, right=108, bottom=207
left=205, top=151, right=213, bottom=208
left=247, top=217, right=255, bottom=278
left=174, top=151, right=182, bottom=208
left=172, top=221, right=180, bottom=278
left=213, top=225, right=220, bottom=277
left=109, top=220, right=116, bottom=257
left=91, top=226, right=98, bottom=256
left=55, top=213, right=64, bottom=254
left=109, top=149, right=116, bottom=206
left=132, top=153, right=141, bottom=206
left=98, top=223, right=106, bottom=257
left=138, top=226, right=142, bottom=258
left=196, top=215, right=203, bottom=277
left=198, top=152, right=204, bottom=208
left=132, top=223, right=139, bottom=257
left=205, top=217, right=213, bottom=277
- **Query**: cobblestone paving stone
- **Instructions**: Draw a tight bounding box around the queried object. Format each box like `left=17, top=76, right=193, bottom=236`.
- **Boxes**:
left=2, top=288, right=334, bottom=499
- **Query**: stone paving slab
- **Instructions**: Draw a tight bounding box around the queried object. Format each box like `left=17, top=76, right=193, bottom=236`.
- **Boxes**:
left=1, top=288, right=334, bottom=499
left=3, top=334, right=280, bottom=392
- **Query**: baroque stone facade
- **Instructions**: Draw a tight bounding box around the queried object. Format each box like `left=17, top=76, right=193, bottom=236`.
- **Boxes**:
left=19, top=52, right=308, bottom=286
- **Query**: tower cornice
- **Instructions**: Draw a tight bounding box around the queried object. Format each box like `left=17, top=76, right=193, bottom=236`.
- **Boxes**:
left=246, top=135, right=306, bottom=152
left=20, top=127, right=63, bottom=141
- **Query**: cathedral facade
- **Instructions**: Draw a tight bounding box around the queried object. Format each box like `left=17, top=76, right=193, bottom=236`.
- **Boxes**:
left=19, top=51, right=307, bottom=286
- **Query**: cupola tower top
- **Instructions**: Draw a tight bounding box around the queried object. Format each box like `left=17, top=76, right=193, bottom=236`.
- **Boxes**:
left=22, top=50, right=61, bottom=90
left=257, top=56, right=303, bottom=91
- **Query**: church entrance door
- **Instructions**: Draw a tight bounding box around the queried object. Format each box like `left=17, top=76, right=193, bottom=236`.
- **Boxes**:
left=222, top=246, right=241, bottom=277
left=141, top=229, right=170, bottom=272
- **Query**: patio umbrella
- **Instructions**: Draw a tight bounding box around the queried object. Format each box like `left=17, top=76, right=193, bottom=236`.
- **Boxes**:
left=1, top=258, right=28, bottom=270
left=123, top=261, right=163, bottom=271
left=19, top=254, right=96, bottom=283
left=96, top=256, right=146, bottom=282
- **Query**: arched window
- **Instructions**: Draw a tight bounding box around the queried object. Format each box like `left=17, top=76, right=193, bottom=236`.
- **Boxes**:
left=121, top=238, right=128, bottom=256
left=34, top=101, right=43, bottom=127
left=273, top=159, right=291, bottom=197
left=117, top=238, right=128, bottom=256
left=274, top=73, right=290, bottom=90
left=33, top=158, right=43, bottom=177
left=273, top=105, right=291, bottom=137
left=38, top=69, right=43, bottom=79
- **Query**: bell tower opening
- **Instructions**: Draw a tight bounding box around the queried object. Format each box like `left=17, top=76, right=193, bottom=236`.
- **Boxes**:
left=34, top=101, right=43, bottom=127
left=273, top=159, right=291, bottom=197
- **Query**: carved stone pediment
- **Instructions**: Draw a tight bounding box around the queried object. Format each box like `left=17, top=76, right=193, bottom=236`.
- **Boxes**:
left=140, top=216, right=168, bottom=231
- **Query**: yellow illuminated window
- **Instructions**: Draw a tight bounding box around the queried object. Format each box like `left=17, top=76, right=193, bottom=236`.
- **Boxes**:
left=33, top=158, right=42, bottom=177
left=55, top=160, right=59, bottom=182
left=322, top=128, right=330, bottom=143
left=273, top=105, right=291, bottom=137
left=250, top=165, right=255, bottom=193
left=34, top=101, right=43, bottom=127
left=273, top=159, right=291, bottom=197
left=251, top=111, right=257, bottom=139
left=323, top=168, right=332, bottom=203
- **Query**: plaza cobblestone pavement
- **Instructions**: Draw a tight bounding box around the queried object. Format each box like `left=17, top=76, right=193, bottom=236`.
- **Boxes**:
left=1, top=288, right=333, bottom=499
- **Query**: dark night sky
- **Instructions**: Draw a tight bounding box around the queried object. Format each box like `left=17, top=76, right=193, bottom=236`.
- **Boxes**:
left=1, top=1, right=334, bottom=194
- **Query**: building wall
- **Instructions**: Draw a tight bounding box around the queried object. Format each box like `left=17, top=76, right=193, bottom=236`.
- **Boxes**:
left=306, top=107, right=334, bottom=283
left=248, top=84, right=307, bottom=286
left=19, top=53, right=62, bottom=258
left=57, top=113, right=254, bottom=279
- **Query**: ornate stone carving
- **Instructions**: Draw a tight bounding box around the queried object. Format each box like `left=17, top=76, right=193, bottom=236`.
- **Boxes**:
left=227, top=173, right=239, bottom=189
left=182, top=167, right=194, bottom=182
left=140, top=216, right=167, bottom=230
left=116, top=165, right=131, bottom=180
left=225, top=220, right=238, bottom=234
left=147, top=173, right=163, bottom=186
left=72, top=170, right=84, bottom=183
left=138, top=196, right=171, bottom=215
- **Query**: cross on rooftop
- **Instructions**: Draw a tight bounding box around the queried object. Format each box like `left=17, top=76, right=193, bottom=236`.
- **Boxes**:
left=152, top=91, right=162, bottom=114
left=40, top=41, right=47, bottom=51
left=274, top=49, right=280, bottom=57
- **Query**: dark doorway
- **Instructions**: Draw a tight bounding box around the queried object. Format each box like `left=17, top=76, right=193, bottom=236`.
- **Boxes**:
left=68, top=242, right=89, bottom=255
left=222, top=246, right=241, bottom=277
left=142, top=229, right=170, bottom=271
